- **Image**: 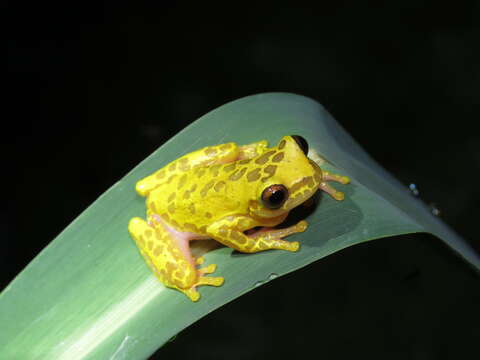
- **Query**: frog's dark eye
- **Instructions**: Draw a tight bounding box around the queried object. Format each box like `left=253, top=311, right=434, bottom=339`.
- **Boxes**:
left=291, top=135, right=309, bottom=155
left=261, top=184, right=289, bottom=209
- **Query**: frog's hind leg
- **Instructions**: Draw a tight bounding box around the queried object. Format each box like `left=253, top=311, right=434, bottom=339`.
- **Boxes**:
left=128, top=217, right=223, bottom=302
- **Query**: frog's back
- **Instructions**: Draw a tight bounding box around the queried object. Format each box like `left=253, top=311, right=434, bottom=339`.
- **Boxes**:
left=148, top=160, right=256, bottom=231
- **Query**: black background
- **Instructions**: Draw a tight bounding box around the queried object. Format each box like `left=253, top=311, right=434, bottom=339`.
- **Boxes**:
left=5, top=2, right=480, bottom=359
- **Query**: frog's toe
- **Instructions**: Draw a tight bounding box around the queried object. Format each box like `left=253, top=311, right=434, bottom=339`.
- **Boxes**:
left=195, top=256, right=205, bottom=265
left=333, top=191, right=345, bottom=201
left=198, top=263, right=217, bottom=275
left=288, top=241, right=300, bottom=252
left=197, top=276, right=224, bottom=287
left=128, top=217, right=145, bottom=234
left=295, top=220, right=308, bottom=232
left=183, top=288, right=200, bottom=302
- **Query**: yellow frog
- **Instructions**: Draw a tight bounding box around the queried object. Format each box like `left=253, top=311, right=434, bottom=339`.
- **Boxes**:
left=128, top=135, right=349, bottom=301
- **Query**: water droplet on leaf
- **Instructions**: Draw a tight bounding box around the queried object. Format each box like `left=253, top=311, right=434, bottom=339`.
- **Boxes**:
left=409, top=183, right=419, bottom=197
left=429, top=203, right=441, bottom=217
left=254, top=281, right=264, bottom=288
left=268, top=273, right=278, bottom=280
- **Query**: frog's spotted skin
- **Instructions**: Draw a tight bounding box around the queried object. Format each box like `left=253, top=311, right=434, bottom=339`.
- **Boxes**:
left=129, top=217, right=222, bottom=302
left=129, top=136, right=349, bottom=301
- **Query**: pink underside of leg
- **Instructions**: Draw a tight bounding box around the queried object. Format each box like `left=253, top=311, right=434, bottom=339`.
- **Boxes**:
left=245, top=227, right=271, bottom=237
left=151, top=214, right=210, bottom=267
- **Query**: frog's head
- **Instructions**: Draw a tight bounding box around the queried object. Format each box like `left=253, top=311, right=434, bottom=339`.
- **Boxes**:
left=249, top=135, right=324, bottom=219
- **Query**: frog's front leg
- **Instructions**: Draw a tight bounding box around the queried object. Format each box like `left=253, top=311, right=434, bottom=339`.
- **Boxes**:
left=248, top=221, right=308, bottom=242
left=128, top=217, right=224, bottom=301
left=207, top=217, right=306, bottom=253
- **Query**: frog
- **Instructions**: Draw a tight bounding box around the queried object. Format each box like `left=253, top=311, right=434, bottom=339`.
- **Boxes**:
left=128, top=135, right=350, bottom=301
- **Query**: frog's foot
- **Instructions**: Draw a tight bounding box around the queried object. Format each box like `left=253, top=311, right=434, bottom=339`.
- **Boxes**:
left=271, top=240, right=300, bottom=252
left=182, top=288, right=201, bottom=302
left=178, top=271, right=224, bottom=302
left=253, top=238, right=300, bottom=252
left=323, top=170, right=350, bottom=185
left=319, top=171, right=350, bottom=201
left=196, top=264, right=223, bottom=286
left=195, top=256, right=205, bottom=265
left=250, top=221, right=308, bottom=252
left=319, top=182, right=345, bottom=201
left=196, top=276, right=224, bottom=287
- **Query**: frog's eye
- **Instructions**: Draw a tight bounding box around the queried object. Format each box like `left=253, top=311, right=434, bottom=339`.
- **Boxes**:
left=291, top=135, right=309, bottom=155
left=261, top=184, right=289, bottom=209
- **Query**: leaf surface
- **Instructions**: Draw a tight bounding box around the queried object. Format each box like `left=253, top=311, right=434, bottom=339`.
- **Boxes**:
left=1, top=93, right=478, bottom=359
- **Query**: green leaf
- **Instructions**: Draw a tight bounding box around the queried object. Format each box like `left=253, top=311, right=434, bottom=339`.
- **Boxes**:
left=1, top=93, right=478, bottom=359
